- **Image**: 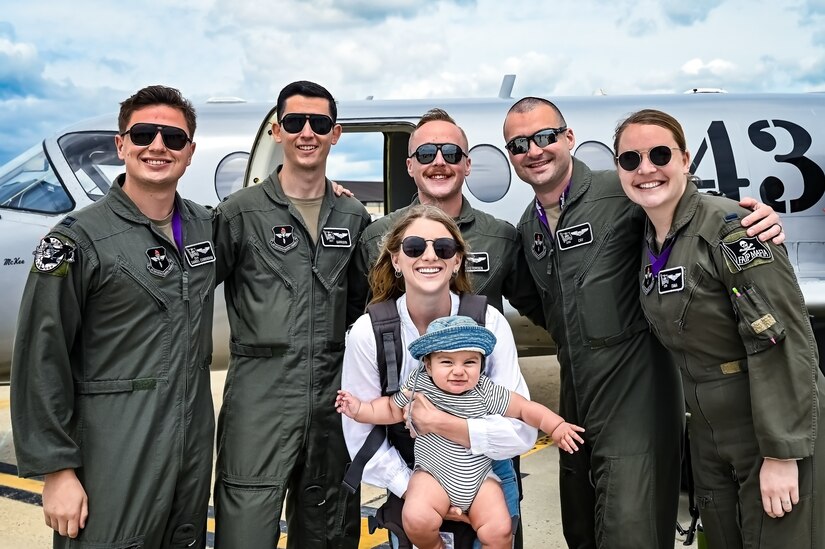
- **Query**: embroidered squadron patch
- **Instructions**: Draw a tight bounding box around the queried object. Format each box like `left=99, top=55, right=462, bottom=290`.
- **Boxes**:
left=721, top=232, right=773, bottom=273
left=146, top=246, right=173, bottom=277
left=320, top=227, right=352, bottom=248
left=532, top=232, right=547, bottom=260
left=464, top=252, right=490, bottom=273
left=270, top=225, right=298, bottom=253
left=556, top=222, right=593, bottom=251
left=658, top=266, right=685, bottom=294
left=183, top=241, right=216, bottom=267
left=32, top=236, right=75, bottom=276
left=641, top=264, right=655, bottom=295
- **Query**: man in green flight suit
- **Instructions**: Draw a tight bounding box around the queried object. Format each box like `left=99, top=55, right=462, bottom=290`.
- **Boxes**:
left=212, top=81, right=370, bottom=549
left=502, top=96, right=783, bottom=549
left=12, top=85, right=216, bottom=548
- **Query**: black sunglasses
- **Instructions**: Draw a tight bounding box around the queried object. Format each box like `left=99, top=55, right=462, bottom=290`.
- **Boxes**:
left=120, top=123, right=192, bottom=151
left=408, top=143, right=467, bottom=165
left=616, top=146, right=682, bottom=171
left=279, top=113, right=334, bottom=135
left=505, top=126, right=567, bottom=155
left=401, top=236, right=458, bottom=260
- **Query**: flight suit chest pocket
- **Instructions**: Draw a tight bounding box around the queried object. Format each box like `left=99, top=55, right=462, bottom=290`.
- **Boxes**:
left=317, top=243, right=357, bottom=345
left=244, top=237, right=295, bottom=343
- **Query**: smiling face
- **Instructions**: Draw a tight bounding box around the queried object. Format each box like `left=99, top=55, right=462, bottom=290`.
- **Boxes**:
left=115, top=105, right=195, bottom=191
left=391, top=217, right=462, bottom=299
left=503, top=103, right=574, bottom=194
left=615, top=123, right=691, bottom=215
left=406, top=119, right=470, bottom=210
left=424, top=350, right=483, bottom=395
left=273, top=95, right=342, bottom=173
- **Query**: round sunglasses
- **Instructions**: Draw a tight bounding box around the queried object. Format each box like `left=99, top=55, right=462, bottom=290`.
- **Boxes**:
left=401, top=236, right=458, bottom=259
left=616, top=146, right=683, bottom=171
left=505, top=126, right=567, bottom=155
left=120, top=123, right=192, bottom=151
left=279, top=113, right=334, bottom=135
left=408, top=143, right=467, bottom=165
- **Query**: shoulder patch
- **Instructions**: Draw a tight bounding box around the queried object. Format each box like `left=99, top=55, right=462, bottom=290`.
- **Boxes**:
left=32, top=236, right=76, bottom=276
left=59, top=216, right=78, bottom=228
left=720, top=230, right=773, bottom=273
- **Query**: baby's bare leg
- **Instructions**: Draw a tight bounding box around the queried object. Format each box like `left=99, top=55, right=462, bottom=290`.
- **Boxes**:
left=402, top=471, right=452, bottom=549
left=468, top=478, right=512, bottom=549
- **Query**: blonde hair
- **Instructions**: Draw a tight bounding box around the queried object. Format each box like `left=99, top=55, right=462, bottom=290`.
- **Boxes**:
left=369, top=204, right=472, bottom=305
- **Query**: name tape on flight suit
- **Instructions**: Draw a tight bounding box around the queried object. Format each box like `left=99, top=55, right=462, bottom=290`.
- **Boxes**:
left=658, top=266, right=685, bottom=294
left=464, top=252, right=490, bottom=272
left=184, top=241, right=216, bottom=267
left=320, top=227, right=352, bottom=247
left=556, top=223, right=593, bottom=250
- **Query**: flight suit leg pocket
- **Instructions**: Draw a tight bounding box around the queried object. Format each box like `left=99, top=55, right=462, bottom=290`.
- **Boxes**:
left=214, top=476, right=284, bottom=549
left=694, top=488, right=742, bottom=548
left=753, top=493, right=813, bottom=548
left=333, top=467, right=361, bottom=548
left=594, top=453, right=657, bottom=549
left=729, top=284, right=786, bottom=354
left=65, top=535, right=144, bottom=548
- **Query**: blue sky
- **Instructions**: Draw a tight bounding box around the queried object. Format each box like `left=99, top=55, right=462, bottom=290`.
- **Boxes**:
left=2, top=0, right=824, bottom=165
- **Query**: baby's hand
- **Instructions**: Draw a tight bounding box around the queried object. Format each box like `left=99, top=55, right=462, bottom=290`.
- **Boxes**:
left=551, top=422, right=585, bottom=454
left=335, top=390, right=362, bottom=419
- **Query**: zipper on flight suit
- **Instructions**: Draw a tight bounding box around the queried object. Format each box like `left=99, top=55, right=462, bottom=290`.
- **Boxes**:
left=676, top=269, right=703, bottom=334
left=181, top=268, right=190, bottom=462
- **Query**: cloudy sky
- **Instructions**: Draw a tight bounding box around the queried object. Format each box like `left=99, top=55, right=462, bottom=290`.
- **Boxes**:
left=1, top=0, right=824, bottom=165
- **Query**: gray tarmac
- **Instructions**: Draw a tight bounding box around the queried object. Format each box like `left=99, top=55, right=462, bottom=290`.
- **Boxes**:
left=0, top=356, right=698, bottom=548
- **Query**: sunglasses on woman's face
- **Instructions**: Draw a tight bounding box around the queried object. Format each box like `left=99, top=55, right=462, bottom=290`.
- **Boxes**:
left=408, top=143, right=466, bottom=165
left=120, top=123, right=192, bottom=151
left=279, top=113, right=334, bottom=135
left=616, top=145, right=682, bottom=171
left=401, top=236, right=458, bottom=259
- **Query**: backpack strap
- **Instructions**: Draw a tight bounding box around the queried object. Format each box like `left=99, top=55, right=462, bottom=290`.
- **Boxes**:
left=457, top=293, right=487, bottom=327
left=342, top=300, right=403, bottom=493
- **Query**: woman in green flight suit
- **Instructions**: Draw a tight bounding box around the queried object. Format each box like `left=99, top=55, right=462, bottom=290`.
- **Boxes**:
left=613, top=108, right=824, bottom=548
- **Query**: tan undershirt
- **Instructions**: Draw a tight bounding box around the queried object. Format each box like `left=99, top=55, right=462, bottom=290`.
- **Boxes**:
left=544, top=201, right=562, bottom=234
left=149, top=210, right=176, bottom=248
left=288, top=195, right=323, bottom=244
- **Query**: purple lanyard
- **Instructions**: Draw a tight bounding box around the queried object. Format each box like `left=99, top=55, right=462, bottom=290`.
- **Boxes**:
left=647, top=240, right=674, bottom=276
left=171, top=208, right=183, bottom=250
left=535, top=180, right=572, bottom=229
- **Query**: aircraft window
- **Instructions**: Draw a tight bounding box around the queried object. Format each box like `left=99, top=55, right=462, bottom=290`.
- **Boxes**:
left=574, top=141, right=615, bottom=171
left=215, top=152, right=249, bottom=201
left=0, top=144, right=74, bottom=214
left=464, top=144, right=511, bottom=203
left=58, top=132, right=122, bottom=201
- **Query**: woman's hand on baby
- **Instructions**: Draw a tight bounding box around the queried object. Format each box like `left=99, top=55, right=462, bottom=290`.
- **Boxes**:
left=335, top=390, right=362, bottom=419
left=551, top=422, right=585, bottom=454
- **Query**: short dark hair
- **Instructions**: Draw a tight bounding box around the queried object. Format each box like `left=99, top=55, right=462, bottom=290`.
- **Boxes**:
left=276, top=80, right=337, bottom=122
left=118, top=85, right=197, bottom=137
left=411, top=108, right=469, bottom=151
left=506, top=96, right=567, bottom=128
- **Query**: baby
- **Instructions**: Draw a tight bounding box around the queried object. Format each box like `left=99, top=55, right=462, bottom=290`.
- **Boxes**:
left=336, top=315, right=584, bottom=549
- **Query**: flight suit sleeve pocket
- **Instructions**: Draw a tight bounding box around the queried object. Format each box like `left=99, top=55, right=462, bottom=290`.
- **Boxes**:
left=729, top=283, right=786, bottom=354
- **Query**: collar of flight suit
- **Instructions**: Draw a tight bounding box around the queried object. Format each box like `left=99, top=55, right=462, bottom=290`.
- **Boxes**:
left=108, top=173, right=191, bottom=226
left=644, top=180, right=701, bottom=251
left=261, top=164, right=337, bottom=210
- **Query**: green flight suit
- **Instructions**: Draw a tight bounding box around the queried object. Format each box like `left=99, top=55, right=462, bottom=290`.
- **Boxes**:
left=516, top=159, right=684, bottom=549
left=213, top=167, right=370, bottom=549
left=11, top=175, right=216, bottom=549
left=639, top=183, right=824, bottom=548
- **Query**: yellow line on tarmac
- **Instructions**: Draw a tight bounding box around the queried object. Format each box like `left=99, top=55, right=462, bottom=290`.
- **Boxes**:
left=522, top=434, right=553, bottom=458
left=0, top=472, right=43, bottom=494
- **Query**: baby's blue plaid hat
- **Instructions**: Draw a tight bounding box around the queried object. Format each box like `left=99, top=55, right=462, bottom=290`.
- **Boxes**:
left=408, top=315, right=497, bottom=360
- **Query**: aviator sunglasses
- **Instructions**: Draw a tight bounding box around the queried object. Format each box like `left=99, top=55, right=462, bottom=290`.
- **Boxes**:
left=616, top=146, right=683, bottom=171
left=505, top=126, right=567, bottom=155
left=401, top=236, right=458, bottom=260
left=279, top=113, right=334, bottom=135
left=120, top=123, right=192, bottom=151
left=408, top=143, right=467, bottom=165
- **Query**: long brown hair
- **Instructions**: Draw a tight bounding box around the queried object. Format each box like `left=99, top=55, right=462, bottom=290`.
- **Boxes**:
left=369, top=204, right=473, bottom=305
